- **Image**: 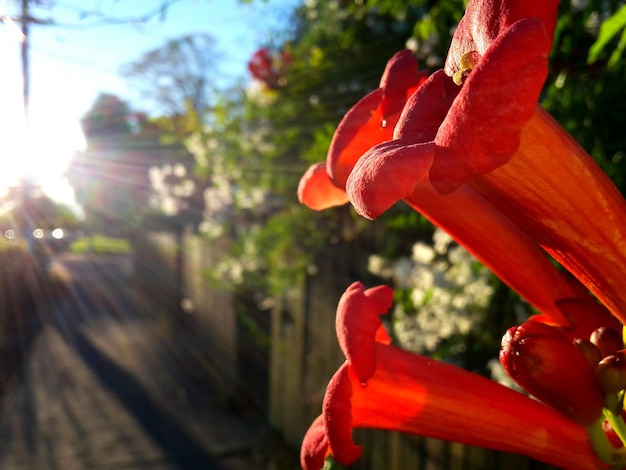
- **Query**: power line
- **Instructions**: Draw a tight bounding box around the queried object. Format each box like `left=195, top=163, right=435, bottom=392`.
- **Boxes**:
left=7, top=0, right=186, bottom=29
left=1, top=0, right=196, bottom=122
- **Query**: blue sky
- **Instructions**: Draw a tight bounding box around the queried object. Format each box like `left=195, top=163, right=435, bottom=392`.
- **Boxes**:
left=0, top=0, right=299, bottom=207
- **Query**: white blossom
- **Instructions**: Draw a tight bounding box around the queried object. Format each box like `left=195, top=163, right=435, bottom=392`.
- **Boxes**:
left=368, top=228, right=495, bottom=355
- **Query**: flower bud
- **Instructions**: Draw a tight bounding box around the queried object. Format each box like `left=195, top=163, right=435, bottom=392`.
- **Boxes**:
left=596, top=350, right=626, bottom=395
left=591, top=327, right=623, bottom=358
left=602, top=409, right=626, bottom=449
left=602, top=419, right=624, bottom=449
left=500, top=321, right=605, bottom=426
left=573, top=338, right=603, bottom=367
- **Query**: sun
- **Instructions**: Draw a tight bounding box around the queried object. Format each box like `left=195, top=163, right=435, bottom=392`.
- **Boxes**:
left=0, top=26, right=82, bottom=206
left=0, top=113, right=83, bottom=205
left=0, top=118, right=29, bottom=198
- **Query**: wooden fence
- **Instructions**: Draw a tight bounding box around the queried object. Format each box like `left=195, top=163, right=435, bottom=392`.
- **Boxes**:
left=133, top=230, right=557, bottom=470
left=182, top=234, right=238, bottom=393
left=269, top=248, right=348, bottom=446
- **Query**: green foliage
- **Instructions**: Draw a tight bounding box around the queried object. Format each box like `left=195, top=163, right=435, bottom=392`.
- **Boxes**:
left=543, top=0, right=626, bottom=192
left=588, top=4, right=626, bottom=67
left=151, top=99, right=203, bottom=141
left=185, top=1, right=451, bottom=301
left=342, top=0, right=465, bottom=68
left=0, top=237, right=27, bottom=253
left=69, top=235, right=132, bottom=254
left=123, top=0, right=625, bottom=380
left=300, top=122, right=337, bottom=166
left=0, top=180, right=81, bottom=233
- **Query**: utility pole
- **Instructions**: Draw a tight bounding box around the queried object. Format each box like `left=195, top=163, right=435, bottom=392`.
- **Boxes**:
left=3, top=0, right=182, bottom=124
left=0, top=0, right=31, bottom=123
left=21, top=0, right=29, bottom=124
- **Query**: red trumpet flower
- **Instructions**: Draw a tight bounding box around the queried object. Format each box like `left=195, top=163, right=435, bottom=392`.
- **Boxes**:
left=342, top=0, right=626, bottom=321
left=301, top=283, right=606, bottom=470
left=298, top=5, right=593, bottom=327
left=297, top=49, right=427, bottom=210
left=298, top=0, right=626, bottom=467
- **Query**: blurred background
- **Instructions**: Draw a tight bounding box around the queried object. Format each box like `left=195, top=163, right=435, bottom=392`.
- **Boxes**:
left=0, top=0, right=624, bottom=468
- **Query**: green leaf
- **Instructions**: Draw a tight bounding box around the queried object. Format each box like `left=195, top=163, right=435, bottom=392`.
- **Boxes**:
left=588, top=5, right=626, bottom=64
left=608, top=27, right=626, bottom=67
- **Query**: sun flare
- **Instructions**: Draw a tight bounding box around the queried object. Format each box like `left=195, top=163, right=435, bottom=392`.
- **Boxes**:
left=1, top=32, right=83, bottom=205
left=0, top=120, right=83, bottom=202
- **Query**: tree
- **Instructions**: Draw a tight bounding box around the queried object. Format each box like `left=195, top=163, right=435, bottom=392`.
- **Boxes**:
left=80, top=93, right=133, bottom=140
left=0, top=178, right=80, bottom=234
left=67, top=93, right=200, bottom=234
left=66, top=94, right=163, bottom=234
left=179, top=1, right=450, bottom=296
left=120, top=33, right=220, bottom=120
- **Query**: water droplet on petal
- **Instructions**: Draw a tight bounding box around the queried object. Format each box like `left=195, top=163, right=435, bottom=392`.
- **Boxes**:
left=381, top=119, right=387, bottom=128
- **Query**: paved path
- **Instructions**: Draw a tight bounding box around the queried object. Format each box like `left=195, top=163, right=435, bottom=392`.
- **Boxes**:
left=0, top=253, right=297, bottom=469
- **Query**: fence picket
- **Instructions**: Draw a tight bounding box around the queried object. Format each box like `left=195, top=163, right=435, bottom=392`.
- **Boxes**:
left=133, top=231, right=560, bottom=470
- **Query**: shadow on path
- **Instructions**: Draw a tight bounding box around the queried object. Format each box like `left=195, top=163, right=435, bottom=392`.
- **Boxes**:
left=58, top=325, right=220, bottom=470
left=0, top=253, right=288, bottom=469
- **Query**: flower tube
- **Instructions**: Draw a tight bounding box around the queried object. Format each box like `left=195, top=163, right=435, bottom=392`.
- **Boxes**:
left=299, top=0, right=626, bottom=467
left=299, top=53, right=587, bottom=327
left=301, top=282, right=605, bottom=470
left=344, top=0, right=626, bottom=321
left=460, top=108, right=626, bottom=323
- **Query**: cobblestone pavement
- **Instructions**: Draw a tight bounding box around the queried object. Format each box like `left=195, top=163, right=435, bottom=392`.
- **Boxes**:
left=0, top=253, right=298, bottom=470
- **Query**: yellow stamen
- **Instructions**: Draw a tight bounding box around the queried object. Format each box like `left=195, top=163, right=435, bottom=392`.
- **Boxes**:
left=453, top=51, right=477, bottom=86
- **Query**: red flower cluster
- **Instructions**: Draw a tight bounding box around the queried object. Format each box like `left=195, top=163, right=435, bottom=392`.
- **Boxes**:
left=248, top=47, right=291, bottom=89
left=298, top=0, right=626, bottom=468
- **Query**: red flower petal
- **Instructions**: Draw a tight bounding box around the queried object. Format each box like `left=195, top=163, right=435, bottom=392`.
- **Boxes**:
left=300, top=415, right=330, bottom=470
left=431, top=18, right=552, bottom=193
left=500, top=321, right=605, bottom=426
left=393, top=69, right=460, bottom=143
left=327, top=89, right=389, bottom=188
left=347, top=135, right=584, bottom=326
left=298, top=163, right=349, bottom=210
left=374, top=324, right=391, bottom=345
left=324, top=364, right=362, bottom=465
left=554, top=297, right=622, bottom=342
left=328, top=51, right=425, bottom=188
left=341, top=56, right=585, bottom=328
left=323, top=343, right=601, bottom=469
left=378, top=50, right=428, bottom=121
left=346, top=141, right=435, bottom=220
left=470, top=107, right=626, bottom=323
left=336, top=282, right=393, bottom=383
left=445, top=0, right=559, bottom=76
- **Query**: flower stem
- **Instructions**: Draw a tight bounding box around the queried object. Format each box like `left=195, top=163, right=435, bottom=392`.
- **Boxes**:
left=604, top=402, right=626, bottom=447
left=587, top=408, right=626, bottom=468
left=587, top=417, right=626, bottom=467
